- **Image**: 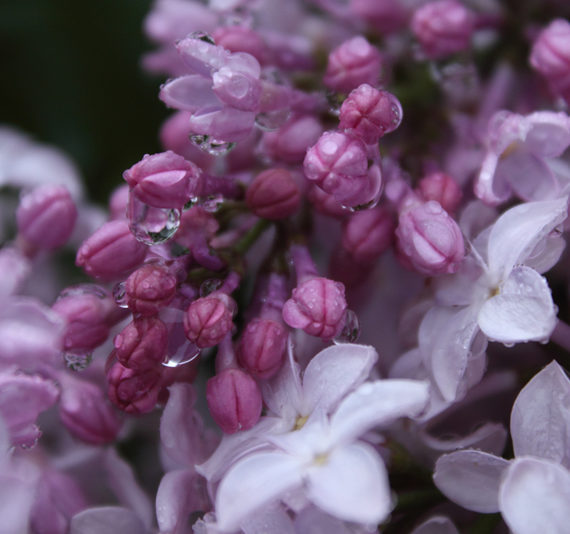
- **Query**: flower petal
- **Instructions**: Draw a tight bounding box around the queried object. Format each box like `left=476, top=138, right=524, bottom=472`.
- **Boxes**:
left=160, top=74, right=221, bottom=112
left=70, top=506, right=148, bottom=534
left=478, top=266, right=556, bottom=344
left=510, top=361, right=570, bottom=466
left=306, top=442, right=392, bottom=525
left=188, top=107, right=255, bottom=142
left=500, top=457, right=570, bottom=534
left=433, top=450, right=509, bottom=513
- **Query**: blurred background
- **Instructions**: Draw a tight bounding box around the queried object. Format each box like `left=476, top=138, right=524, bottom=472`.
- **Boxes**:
left=1, top=0, right=167, bottom=204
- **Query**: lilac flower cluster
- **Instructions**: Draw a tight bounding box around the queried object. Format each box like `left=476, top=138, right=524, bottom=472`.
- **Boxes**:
left=2, top=1, right=570, bottom=533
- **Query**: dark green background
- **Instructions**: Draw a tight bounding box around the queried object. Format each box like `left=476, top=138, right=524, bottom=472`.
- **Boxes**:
left=1, top=0, right=167, bottom=203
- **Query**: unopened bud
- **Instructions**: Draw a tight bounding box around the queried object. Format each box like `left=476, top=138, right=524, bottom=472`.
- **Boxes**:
left=107, top=362, right=163, bottom=414
left=246, top=168, right=301, bottom=220
left=114, top=317, right=168, bottom=370
left=417, top=171, right=462, bottom=214
left=125, top=263, right=177, bottom=316
left=184, top=294, right=235, bottom=348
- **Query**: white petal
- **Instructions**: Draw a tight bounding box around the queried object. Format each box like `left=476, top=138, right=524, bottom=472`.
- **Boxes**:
left=306, top=442, right=392, bottom=525
left=410, top=516, right=459, bottom=534
left=524, top=111, right=570, bottom=157
left=330, top=380, right=429, bottom=444
left=500, top=457, right=570, bottom=534
left=302, top=344, right=378, bottom=415
left=433, top=450, right=509, bottom=513
left=487, top=197, right=567, bottom=280
left=478, top=266, right=556, bottom=343
left=241, top=502, right=295, bottom=534
left=215, top=452, right=304, bottom=532
left=70, top=506, right=147, bottom=534
left=510, top=361, right=570, bottom=466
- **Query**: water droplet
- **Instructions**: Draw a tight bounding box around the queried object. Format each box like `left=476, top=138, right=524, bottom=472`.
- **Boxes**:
left=200, top=278, right=223, bottom=297
left=59, top=284, right=108, bottom=300
left=190, top=134, right=235, bottom=156
left=162, top=315, right=201, bottom=367
left=64, top=351, right=93, bottom=371
left=334, top=310, right=360, bottom=343
left=189, top=31, right=215, bottom=45
left=200, top=194, right=224, bottom=213
left=503, top=342, right=514, bottom=348
left=112, top=282, right=129, bottom=308
left=326, top=91, right=345, bottom=116
left=255, top=109, right=290, bottom=131
left=128, top=195, right=180, bottom=245
left=346, top=197, right=379, bottom=212
left=163, top=343, right=201, bottom=368
left=184, top=196, right=201, bottom=210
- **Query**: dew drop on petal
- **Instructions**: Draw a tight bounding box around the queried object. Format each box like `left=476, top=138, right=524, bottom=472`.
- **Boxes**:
left=333, top=309, right=360, bottom=343
left=128, top=195, right=180, bottom=245
left=112, top=282, right=129, bottom=308
left=200, top=278, right=223, bottom=297
left=189, top=134, right=236, bottom=156
left=255, top=109, right=290, bottom=131
left=58, top=283, right=108, bottom=301
left=63, top=351, right=93, bottom=371
left=189, top=31, right=215, bottom=45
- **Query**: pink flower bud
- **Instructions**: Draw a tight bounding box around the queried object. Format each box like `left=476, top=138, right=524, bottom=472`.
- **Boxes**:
left=282, top=277, right=347, bottom=339
left=411, top=0, right=475, bottom=59
left=58, top=373, right=122, bottom=445
left=417, top=171, right=462, bottom=214
left=307, top=185, right=350, bottom=218
left=530, top=19, right=570, bottom=103
left=184, top=294, right=235, bottom=348
left=304, top=131, right=370, bottom=207
left=16, top=185, right=77, bottom=251
left=213, top=26, right=267, bottom=66
left=125, top=263, right=177, bottom=316
left=114, top=317, right=168, bottom=370
left=324, top=36, right=383, bottom=93
left=206, top=368, right=262, bottom=433
left=342, top=206, right=395, bottom=264
left=76, top=220, right=147, bottom=280
left=123, top=151, right=202, bottom=209
left=237, top=319, right=288, bottom=379
left=262, top=115, right=323, bottom=164
left=52, top=293, right=111, bottom=352
left=107, top=362, right=163, bottom=414
left=246, top=168, right=301, bottom=220
left=339, top=84, right=403, bottom=144
left=395, top=200, right=464, bottom=275
left=109, top=184, right=130, bottom=219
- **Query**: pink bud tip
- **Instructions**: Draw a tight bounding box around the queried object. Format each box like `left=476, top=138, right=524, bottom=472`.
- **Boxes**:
left=395, top=200, right=465, bottom=275
left=206, top=368, right=262, bottom=433
left=123, top=151, right=202, bottom=209
left=76, top=220, right=147, bottom=281
left=107, top=362, right=163, bottom=414
left=411, top=0, right=475, bottom=59
left=282, top=277, right=347, bottom=339
left=339, top=84, right=403, bottom=144
left=324, top=36, right=383, bottom=94
left=237, top=319, right=288, bottom=379
left=246, top=168, right=301, bottom=220
left=417, top=171, right=462, bottom=214
left=16, top=185, right=77, bottom=251
left=125, top=263, right=177, bottom=316
left=114, top=317, right=168, bottom=370
left=184, top=294, right=235, bottom=348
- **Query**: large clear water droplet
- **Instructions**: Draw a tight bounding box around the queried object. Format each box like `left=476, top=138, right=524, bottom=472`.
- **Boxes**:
left=326, top=90, right=346, bottom=116
left=128, top=194, right=180, bottom=245
left=255, top=109, right=290, bottom=131
left=189, top=31, right=215, bottom=45
left=161, top=309, right=201, bottom=367
left=112, top=282, right=129, bottom=308
left=334, top=309, right=360, bottom=343
left=200, top=194, right=224, bottom=213
left=200, top=278, right=223, bottom=297
left=63, top=351, right=93, bottom=371
left=163, top=342, right=201, bottom=368
left=59, top=283, right=108, bottom=301
left=189, top=134, right=235, bottom=156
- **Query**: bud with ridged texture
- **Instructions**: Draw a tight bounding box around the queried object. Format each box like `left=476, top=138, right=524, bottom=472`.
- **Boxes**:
left=262, top=115, right=323, bottom=164
left=58, top=372, right=122, bottom=445
left=125, top=263, right=177, bottom=316
left=395, top=200, right=464, bottom=275
left=324, top=36, right=383, bottom=93
left=339, top=84, right=403, bottom=144
left=184, top=293, right=235, bottom=348
left=107, top=362, right=163, bottom=414
left=123, top=151, right=203, bottom=209
left=411, top=0, right=475, bottom=59
left=76, top=220, right=147, bottom=280
left=206, top=368, right=262, bottom=434
left=16, top=185, right=77, bottom=252
left=417, top=171, right=462, bottom=214
left=246, top=168, right=301, bottom=220
left=530, top=19, right=570, bottom=104
left=114, top=317, right=168, bottom=370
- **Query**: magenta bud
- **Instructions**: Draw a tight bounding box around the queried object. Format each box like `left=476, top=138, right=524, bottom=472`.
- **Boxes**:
left=324, top=36, right=383, bottom=93
left=58, top=373, right=122, bottom=445
left=411, top=0, right=475, bottom=59
left=395, top=200, right=464, bottom=275
left=109, top=184, right=130, bottom=220
left=304, top=131, right=369, bottom=206
left=342, top=207, right=395, bottom=264
left=237, top=319, right=288, bottom=379
left=76, top=220, right=147, bottom=280
left=339, top=84, right=403, bottom=144
left=282, top=277, right=347, bottom=339
left=107, top=362, right=163, bottom=414
left=246, top=168, right=301, bottom=220
left=206, top=368, right=262, bottom=433
left=52, top=293, right=111, bottom=352
left=213, top=26, right=267, bottom=65
left=123, top=151, right=202, bottom=209
left=530, top=19, right=570, bottom=103
left=114, top=317, right=168, bottom=370
left=184, top=294, right=235, bottom=348
left=125, top=263, right=177, bottom=316
left=417, top=171, right=462, bottom=214
left=16, top=185, right=77, bottom=251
